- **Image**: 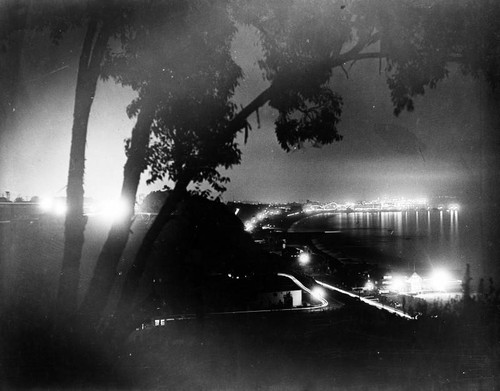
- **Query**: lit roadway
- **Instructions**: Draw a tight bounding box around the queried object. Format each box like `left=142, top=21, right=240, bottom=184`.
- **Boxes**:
left=141, top=273, right=337, bottom=330
left=315, top=279, right=415, bottom=320
left=145, top=274, right=413, bottom=330
left=211, top=273, right=331, bottom=316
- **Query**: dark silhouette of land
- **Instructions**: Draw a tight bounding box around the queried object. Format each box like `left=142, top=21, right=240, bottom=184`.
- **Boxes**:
left=1, top=201, right=500, bottom=390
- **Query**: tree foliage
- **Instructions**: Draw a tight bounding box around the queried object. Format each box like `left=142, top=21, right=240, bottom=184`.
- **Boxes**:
left=236, top=0, right=499, bottom=121
left=113, top=0, right=500, bottom=325
left=101, top=0, right=242, bottom=197
left=233, top=0, right=349, bottom=151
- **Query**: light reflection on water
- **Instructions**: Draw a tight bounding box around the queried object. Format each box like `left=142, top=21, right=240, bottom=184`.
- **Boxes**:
left=290, top=210, right=474, bottom=276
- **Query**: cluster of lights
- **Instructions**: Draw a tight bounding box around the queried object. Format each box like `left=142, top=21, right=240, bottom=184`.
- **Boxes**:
left=381, top=268, right=460, bottom=294
left=227, top=273, right=247, bottom=280
left=380, top=197, right=428, bottom=208
left=304, top=197, right=461, bottom=213
left=244, top=208, right=282, bottom=232
left=39, top=196, right=131, bottom=222
left=39, top=197, right=67, bottom=216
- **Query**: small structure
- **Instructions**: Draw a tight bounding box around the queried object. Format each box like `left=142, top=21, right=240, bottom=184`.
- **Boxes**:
left=408, top=272, right=423, bottom=294
left=256, top=290, right=302, bottom=309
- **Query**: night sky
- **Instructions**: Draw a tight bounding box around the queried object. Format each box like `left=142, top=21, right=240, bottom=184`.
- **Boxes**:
left=0, top=21, right=493, bottom=204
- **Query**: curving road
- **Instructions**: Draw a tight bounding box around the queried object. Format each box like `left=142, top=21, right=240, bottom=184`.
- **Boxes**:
left=315, top=279, right=415, bottom=320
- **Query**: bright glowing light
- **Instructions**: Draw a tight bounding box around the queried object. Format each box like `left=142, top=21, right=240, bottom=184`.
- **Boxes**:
left=40, top=197, right=53, bottom=212
left=311, top=286, right=325, bottom=300
left=448, top=204, right=460, bottom=211
left=430, top=269, right=452, bottom=292
left=39, top=197, right=67, bottom=216
left=390, top=276, right=407, bottom=293
left=364, top=281, right=375, bottom=291
left=53, top=200, right=67, bottom=216
left=298, top=252, right=310, bottom=265
left=100, top=199, right=130, bottom=222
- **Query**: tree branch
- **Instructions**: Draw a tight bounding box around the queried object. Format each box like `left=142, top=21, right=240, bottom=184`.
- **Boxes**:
left=222, top=32, right=385, bottom=139
left=340, top=64, right=349, bottom=79
left=337, top=31, right=381, bottom=64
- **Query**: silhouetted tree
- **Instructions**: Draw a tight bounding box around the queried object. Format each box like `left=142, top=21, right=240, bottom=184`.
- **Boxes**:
left=112, top=0, right=500, bottom=327
left=79, top=0, right=242, bottom=326
left=139, top=190, right=170, bottom=214
left=462, top=263, right=472, bottom=302
left=478, top=278, right=485, bottom=300
left=111, top=1, right=351, bottom=326
left=63, top=0, right=498, bottom=337
left=0, top=0, right=117, bottom=316
left=58, top=3, right=118, bottom=317
left=123, top=196, right=260, bottom=331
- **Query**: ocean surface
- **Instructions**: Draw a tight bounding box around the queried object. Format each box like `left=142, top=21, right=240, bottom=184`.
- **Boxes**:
left=289, top=209, right=484, bottom=279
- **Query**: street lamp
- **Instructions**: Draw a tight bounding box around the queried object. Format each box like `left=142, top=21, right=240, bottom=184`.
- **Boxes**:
left=298, top=252, right=311, bottom=265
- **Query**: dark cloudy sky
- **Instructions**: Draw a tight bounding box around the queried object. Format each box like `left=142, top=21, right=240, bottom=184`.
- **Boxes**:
left=225, top=26, right=490, bottom=203
left=0, top=22, right=492, bottom=204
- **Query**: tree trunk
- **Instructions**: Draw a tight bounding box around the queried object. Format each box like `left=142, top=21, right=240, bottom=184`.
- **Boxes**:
left=108, top=89, right=275, bottom=337
left=104, top=84, right=276, bottom=340
left=111, top=174, right=191, bottom=338
left=119, top=174, right=191, bottom=307
left=57, top=20, right=110, bottom=316
left=79, top=97, right=157, bottom=326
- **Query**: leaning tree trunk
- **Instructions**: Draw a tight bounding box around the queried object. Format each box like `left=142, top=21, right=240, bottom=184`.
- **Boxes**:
left=109, top=89, right=276, bottom=339
left=79, top=96, right=157, bottom=327
left=57, top=20, right=110, bottom=316
left=111, top=174, right=192, bottom=338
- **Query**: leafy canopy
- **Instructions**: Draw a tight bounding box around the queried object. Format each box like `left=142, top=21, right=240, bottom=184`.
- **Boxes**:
left=111, top=0, right=499, bottom=196
left=103, top=0, right=242, bottom=196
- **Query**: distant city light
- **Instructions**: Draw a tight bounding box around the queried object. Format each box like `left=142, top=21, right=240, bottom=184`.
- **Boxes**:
left=298, top=252, right=311, bottom=265
left=364, top=280, right=375, bottom=291
left=298, top=196, right=459, bottom=214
